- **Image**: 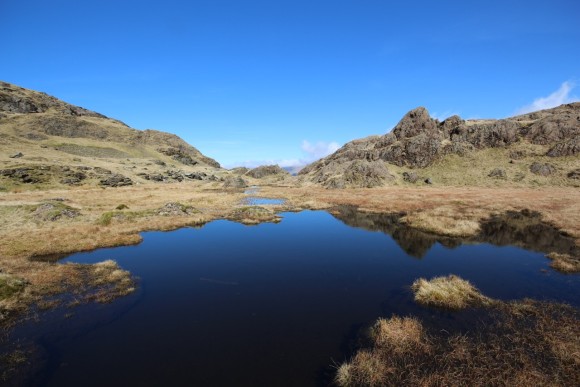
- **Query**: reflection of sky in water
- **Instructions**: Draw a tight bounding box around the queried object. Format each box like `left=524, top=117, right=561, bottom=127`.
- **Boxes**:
left=19, top=210, right=580, bottom=387
left=242, top=197, right=286, bottom=205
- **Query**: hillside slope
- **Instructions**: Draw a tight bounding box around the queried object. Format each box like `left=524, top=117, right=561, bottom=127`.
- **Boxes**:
left=299, top=104, right=580, bottom=188
left=0, top=81, right=222, bottom=190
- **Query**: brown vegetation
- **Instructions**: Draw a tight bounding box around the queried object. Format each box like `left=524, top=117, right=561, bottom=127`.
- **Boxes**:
left=547, top=252, right=580, bottom=273
left=411, top=275, right=494, bottom=309
left=336, top=276, right=580, bottom=386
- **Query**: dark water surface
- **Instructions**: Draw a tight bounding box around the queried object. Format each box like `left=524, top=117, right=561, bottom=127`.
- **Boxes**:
left=17, top=209, right=580, bottom=386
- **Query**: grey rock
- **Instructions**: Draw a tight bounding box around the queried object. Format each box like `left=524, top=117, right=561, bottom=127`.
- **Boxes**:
left=156, top=202, right=197, bottom=216
left=424, top=177, right=433, bottom=184
left=9, top=152, right=23, bottom=158
left=546, top=135, right=579, bottom=157
left=392, top=107, right=439, bottom=140
left=530, top=162, right=556, bottom=176
left=402, top=171, right=419, bottom=183
left=99, top=174, right=133, bottom=187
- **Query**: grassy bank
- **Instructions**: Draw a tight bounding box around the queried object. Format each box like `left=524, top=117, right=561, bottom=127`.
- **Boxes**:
left=336, top=275, right=580, bottom=386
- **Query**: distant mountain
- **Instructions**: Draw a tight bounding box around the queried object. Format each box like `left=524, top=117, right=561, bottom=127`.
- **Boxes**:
left=299, top=104, right=580, bottom=188
left=0, top=81, right=222, bottom=189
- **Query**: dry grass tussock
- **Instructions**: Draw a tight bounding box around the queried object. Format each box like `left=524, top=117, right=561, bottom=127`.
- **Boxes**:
left=336, top=276, right=580, bottom=387
left=547, top=252, right=580, bottom=273
left=411, top=275, right=494, bottom=309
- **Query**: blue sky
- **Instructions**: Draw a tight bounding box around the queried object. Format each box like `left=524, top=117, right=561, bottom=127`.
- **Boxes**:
left=2, top=1, right=579, bottom=168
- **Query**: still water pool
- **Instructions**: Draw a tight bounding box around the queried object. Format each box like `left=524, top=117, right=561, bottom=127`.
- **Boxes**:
left=19, top=209, right=580, bottom=386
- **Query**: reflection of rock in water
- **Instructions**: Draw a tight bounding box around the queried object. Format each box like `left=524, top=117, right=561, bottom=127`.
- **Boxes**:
left=331, top=206, right=578, bottom=259
left=479, top=210, right=578, bottom=257
left=330, top=206, right=458, bottom=258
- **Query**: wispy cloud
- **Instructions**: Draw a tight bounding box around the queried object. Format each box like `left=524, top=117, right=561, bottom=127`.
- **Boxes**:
left=225, top=140, right=341, bottom=172
left=431, top=110, right=460, bottom=121
left=300, top=140, right=340, bottom=160
left=516, top=81, right=579, bottom=115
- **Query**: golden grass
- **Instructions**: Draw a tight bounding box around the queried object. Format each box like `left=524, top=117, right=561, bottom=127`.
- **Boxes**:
left=336, top=277, right=580, bottom=387
left=547, top=253, right=580, bottom=273
left=259, top=185, right=580, bottom=242
left=370, top=316, right=427, bottom=353
left=411, top=275, right=494, bottom=309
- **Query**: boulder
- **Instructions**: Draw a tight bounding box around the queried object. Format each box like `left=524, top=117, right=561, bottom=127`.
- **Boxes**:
left=402, top=171, right=419, bottom=183
left=530, top=162, right=556, bottom=176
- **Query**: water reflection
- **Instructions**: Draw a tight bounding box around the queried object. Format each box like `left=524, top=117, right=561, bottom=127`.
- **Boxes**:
left=243, top=197, right=286, bottom=205
left=331, top=206, right=578, bottom=259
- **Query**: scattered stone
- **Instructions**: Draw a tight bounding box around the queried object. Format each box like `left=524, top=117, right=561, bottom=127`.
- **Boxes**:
left=9, top=152, right=23, bottom=158
left=402, top=172, right=419, bottom=183
left=0, top=167, right=43, bottom=184
left=60, top=171, right=86, bottom=185
left=424, top=177, right=433, bottom=184
left=99, top=174, right=133, bottom=187
left=156, top=202, right=198, bottom=216
left=488, top=168, right=507, bottom=179
left=33, top=202, right=79, bottom=221
left=184, top=172, right=208, bottom=180
left=530, top=162, right=556, bottom=176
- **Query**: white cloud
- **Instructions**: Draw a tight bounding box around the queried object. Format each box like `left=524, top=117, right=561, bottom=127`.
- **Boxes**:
left=300, top=140, right=340, bottom=160
left=225, top=140, right=341, bottom=173
left=516, top=81, right=579, bottom=115
left=431, top=110, right=460, bottom=121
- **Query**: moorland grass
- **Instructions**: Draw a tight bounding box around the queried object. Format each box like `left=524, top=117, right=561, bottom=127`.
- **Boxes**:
left=336, top=276, right=580, bottom=386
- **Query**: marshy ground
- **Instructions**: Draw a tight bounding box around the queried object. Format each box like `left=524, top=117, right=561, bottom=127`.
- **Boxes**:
left=336, top=275, right=580, bottom=386
left=0, top=182, right=579, bottom=384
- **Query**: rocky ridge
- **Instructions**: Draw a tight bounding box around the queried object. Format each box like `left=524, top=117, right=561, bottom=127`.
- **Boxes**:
left=300, top=104, right=580, bottom=188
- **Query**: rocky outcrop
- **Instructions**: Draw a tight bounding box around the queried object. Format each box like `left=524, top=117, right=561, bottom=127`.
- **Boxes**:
left=546, top=136, right=579, bottom=157
left=223, top=176, right=248, bottom=189
left=99, top=174, right=133, bottom=187
left=245, top=165, right=289, bottom=178
left=0, top=81, right=108, bottom=118
left=300, top=103, right=580, bottom=187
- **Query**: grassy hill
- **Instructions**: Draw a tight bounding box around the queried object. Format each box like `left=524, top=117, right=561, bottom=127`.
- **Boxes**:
left=0, top=81, right=222, bottom=191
